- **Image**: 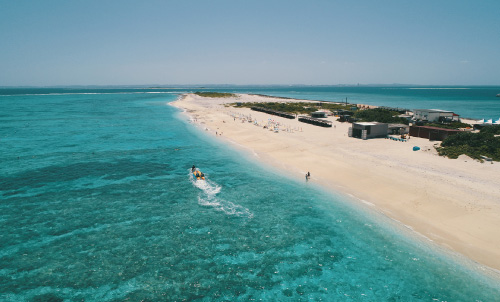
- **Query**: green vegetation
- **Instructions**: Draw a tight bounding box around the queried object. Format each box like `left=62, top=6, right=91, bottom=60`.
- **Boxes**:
left=230, top=101, right=351, bottom=114
left=426, top=122, right=472, bottom=129
left=353, top=108, right=409, bottom=124
left=476, top=125, right=500, bottom=135
left=316, top=102, right=355, bottom=111
left=235, top=102, right=314, bottom=114
left=436, top=125, right=500, bottom=161
left=194, top=91, right=237, bottom=98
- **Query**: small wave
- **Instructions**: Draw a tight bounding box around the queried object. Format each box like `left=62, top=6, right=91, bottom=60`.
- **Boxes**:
left=360, top=199, right=375, bottom=207
left=407, top=88, right=470, bottom=90
left=0, top=93, right=106, bottom=96
left=144, top=91, right=177, bottom=94
left=189, top=171, right=253, bottom=218
left=192, top=178, right=221, bottom=196
left=1, top=91, right=178, bottom=97
left=197, top=195, right=253, bottom=218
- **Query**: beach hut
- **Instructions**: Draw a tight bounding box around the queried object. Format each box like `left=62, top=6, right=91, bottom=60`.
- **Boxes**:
left=333, top=109, right=354, bottom=117
left=349, top=122, right=388, bottom=140
left=311, top=111, right=327, bottom=118
left=388, top=124, right=410, bottom=135
left=409, top=125, right=460, bottom=141
left=298, top=116, right=332, bottom=127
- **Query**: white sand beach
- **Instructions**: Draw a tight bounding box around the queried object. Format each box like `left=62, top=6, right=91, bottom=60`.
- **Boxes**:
left=171, top=93, right=500, bottom=272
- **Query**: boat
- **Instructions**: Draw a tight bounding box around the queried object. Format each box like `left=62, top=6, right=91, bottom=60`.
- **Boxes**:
left=497, top=94, right=500, bottom=97
left=193, top=170, right=205, bottom=180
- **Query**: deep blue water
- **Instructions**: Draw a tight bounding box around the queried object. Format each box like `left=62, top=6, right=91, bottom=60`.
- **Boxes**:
left=1, top=88, right=500, bottom=301
left=2, top=85, right=500, bottom=119
left=209, top=85, right=500, bottom=120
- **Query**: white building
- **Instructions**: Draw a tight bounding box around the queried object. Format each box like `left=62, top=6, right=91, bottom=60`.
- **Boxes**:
left=413, top=109, right=459, bottom=123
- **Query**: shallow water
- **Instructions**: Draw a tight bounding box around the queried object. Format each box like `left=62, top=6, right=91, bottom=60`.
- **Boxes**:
left=1, top=89, right=499, bottom=301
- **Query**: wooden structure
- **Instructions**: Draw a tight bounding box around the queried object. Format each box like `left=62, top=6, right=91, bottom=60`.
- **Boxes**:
left=298, top=116, right=332, bottom=127
left=409, top=125, right=460, bottom=141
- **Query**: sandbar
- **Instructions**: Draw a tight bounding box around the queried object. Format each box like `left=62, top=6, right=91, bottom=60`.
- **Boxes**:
left=171, top=93, right=500, bottom=273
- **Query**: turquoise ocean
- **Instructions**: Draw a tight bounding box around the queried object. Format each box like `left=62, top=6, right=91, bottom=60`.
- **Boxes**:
left=1, top=86, right=500, bottom=301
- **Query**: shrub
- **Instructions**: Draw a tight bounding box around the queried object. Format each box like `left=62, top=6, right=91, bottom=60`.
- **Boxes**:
left=353, top=108, right=408, bottom=124
left=480, top=124, right=500, bottom=135
left=194, top=92, right=237, bottom=98
left=438, top=130, right=500, bottom=161
left=426, top=122, right=472, bottom=129
left=229, top=101, right=345, bottom=114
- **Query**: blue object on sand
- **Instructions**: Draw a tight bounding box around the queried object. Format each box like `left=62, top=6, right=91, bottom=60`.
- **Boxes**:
left=413, top=146, right=420, bottom=151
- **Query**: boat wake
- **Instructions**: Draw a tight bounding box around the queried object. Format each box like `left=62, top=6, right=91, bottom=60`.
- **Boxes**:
left=189, top=171, right=253, bottom=218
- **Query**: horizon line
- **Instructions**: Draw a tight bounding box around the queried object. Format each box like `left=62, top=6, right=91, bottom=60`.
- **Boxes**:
left=2, top=83, right=500, bottom=89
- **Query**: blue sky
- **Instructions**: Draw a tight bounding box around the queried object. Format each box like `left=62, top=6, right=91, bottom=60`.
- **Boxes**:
left=1, top=0, right=499, bottom=86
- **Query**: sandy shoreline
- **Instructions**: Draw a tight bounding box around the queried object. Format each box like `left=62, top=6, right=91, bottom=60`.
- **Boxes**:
left=171, top=93, right=500, bottom=272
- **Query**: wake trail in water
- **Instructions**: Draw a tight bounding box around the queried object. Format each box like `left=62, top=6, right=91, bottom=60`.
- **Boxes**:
left=189, top=171, right=253, bottom=218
